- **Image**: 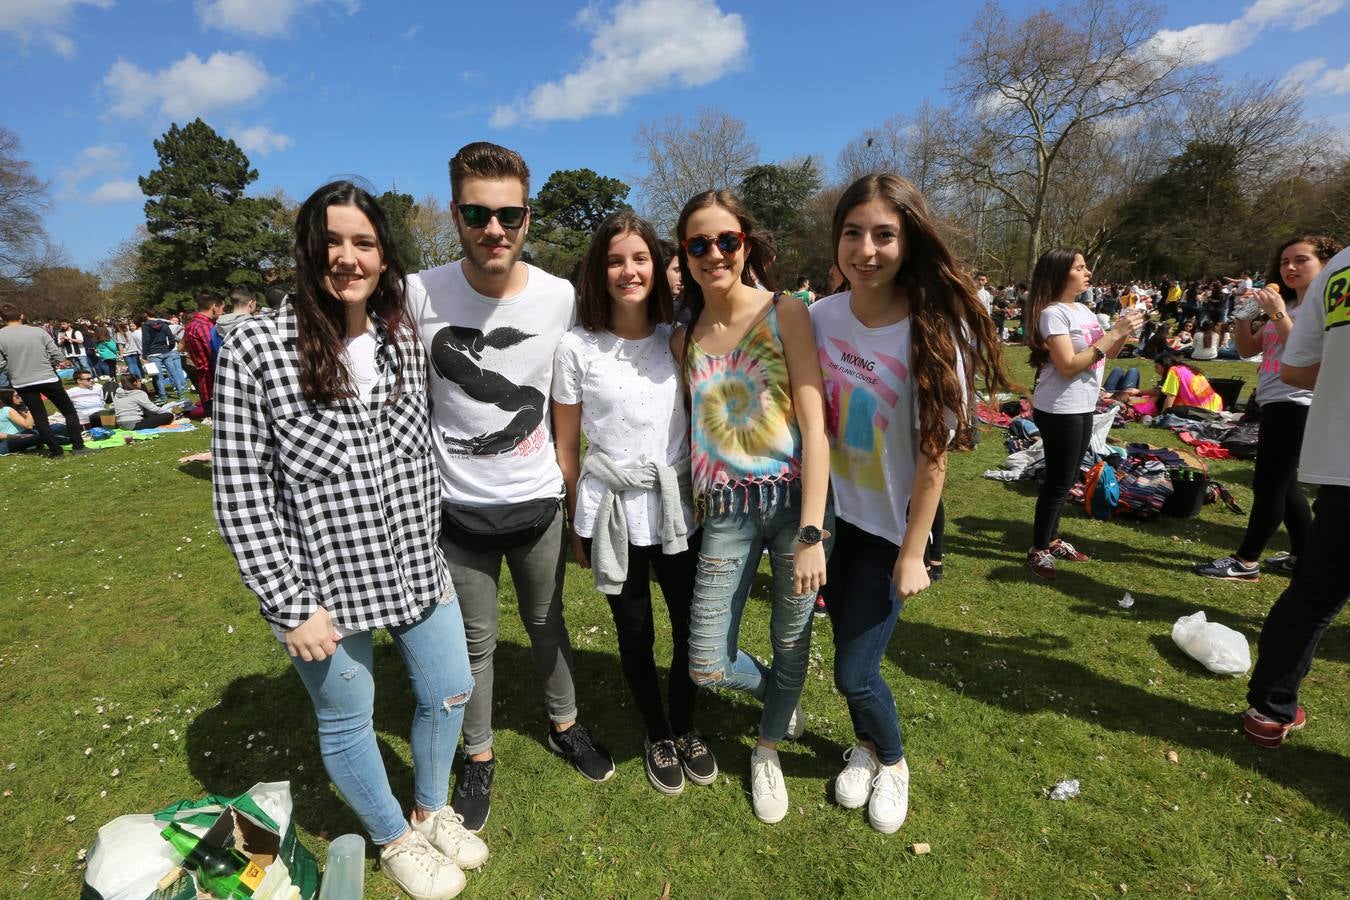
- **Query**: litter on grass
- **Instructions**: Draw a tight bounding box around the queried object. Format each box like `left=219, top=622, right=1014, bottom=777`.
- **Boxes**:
left=1118, top=592, right=1135, bottom=609
left=1049, top=779, right=1080, bottom=801
left=1171, top=611, right=1251, bottom=676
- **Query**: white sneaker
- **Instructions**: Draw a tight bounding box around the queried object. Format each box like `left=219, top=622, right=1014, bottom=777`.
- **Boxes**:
left=868, top=758, right=910, bottom=834
left=750, top=745, right=789, bottom=824
left=379, top=829, right=465, bottom=900
left=785, top=700, right=805, bottom=740
left=410, top=806, right=489, bottom=870
left=834, top=745, right=880, bottom=809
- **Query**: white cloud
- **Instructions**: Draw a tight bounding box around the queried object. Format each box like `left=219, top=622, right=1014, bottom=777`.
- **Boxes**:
left=1150, top=0, right=1346, bottom=63
left=87, top=180, right=142, bottom=204
left=1313, top=61, right=1350, bottom=93
left=1281, top=57, right=1328, bottom=90
left=229, top=125, right=294, bottom=155
left=103, top=51, right=272, bottom=121
left=195, top=0, right=358, bottom=37
left=56, top=144, right=140, bottom=204
left=490, top=0, right=748, bottom=127
left=0, top=0, right=113, bottom=57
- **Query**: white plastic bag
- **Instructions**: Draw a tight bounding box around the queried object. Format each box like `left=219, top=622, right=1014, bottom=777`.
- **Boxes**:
left=1171, top=611, right=1251, bottom=676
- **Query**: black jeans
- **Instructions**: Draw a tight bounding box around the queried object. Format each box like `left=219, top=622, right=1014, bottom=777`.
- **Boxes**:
left=1235, top=401, right=1311, bottom=562
left=1247, top=485, right=1350, bottom=722
left=1032, top=409, right=1094, bottom=549
left=15, top=381, right=86, bottom=454
left=132, top=411, right=175, bottom=430
left=926, top=499, right=945, bottom=564
left=583, top=535, right=700, bottom=742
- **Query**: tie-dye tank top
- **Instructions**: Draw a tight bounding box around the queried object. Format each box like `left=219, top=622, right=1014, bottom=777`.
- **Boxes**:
left=686, top=298, right=803, bottom=521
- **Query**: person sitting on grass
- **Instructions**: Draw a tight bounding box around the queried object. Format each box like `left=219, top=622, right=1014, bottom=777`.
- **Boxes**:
left=0, top=389, right=72, bottom=455
left=1117, top=353, right=1224, bottom=417
left=113, top=374, right=181, bottom=430
left=67, top=371, right=108, bottom=429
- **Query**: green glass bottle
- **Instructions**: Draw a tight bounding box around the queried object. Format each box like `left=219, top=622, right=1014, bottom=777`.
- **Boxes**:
left=160, top=821, right=266, bottom=899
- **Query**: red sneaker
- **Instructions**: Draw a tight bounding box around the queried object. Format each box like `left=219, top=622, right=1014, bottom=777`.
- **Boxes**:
left=1027, top=548, right=1056, bottom=580
left=1048, top=538, right=1090, bottom=562
left=1243, top=706, right=1307, bottom=748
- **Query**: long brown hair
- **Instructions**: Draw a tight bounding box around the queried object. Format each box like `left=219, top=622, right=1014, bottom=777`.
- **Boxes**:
left=1025, top=247, right=1083, bottom=372
left=675, top=190, right=778, bottom=368
left=832, top=174, right=1007, bottom=458
left=1266, top=234, right=1342, bottom=304
left=292, top=181, right=409, bottom=404
left=575, top=210, right=673, bottom=332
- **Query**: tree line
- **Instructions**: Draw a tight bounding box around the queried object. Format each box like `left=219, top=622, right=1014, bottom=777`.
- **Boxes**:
left=2, top=0, right=1346, bottom=319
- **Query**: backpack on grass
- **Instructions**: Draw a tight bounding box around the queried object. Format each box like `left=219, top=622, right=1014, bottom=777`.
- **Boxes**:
left=1083, top=461, right=1121, bottom=519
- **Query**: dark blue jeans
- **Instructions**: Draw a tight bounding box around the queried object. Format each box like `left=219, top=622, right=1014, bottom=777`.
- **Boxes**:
left=824, top=518, right=905, bottom=765
left=1103, top=366, right=1140, bottom=393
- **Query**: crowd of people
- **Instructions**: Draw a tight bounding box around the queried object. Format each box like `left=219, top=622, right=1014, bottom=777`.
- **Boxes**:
left=0, top=289, right=270, bottom=456
left=3, top=138, right=1343, bottom=900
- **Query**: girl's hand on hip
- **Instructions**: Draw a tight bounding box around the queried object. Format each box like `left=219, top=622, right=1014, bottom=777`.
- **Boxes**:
left=892, top=555, right=931, bottom=599
left=285, top=607, right=340, bottom=662
left=794, top=541, right=827, bottom=597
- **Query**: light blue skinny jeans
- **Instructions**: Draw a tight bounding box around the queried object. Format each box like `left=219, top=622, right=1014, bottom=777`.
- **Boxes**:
left=687, top=482, right=831, bottom=742
left=290, top=597, right=473, bottom=845
left=148, top=350, right=187, bottom=400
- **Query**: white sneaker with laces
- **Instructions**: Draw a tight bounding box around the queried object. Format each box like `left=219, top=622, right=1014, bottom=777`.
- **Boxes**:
left=379, top=829, right=465, bottom=900
left=834, top=745, right=880, bottom=809
left=868, top=758, right=910, bottom=835
left=750, top=745, right=789, bottom=824
left=785, top=700, right=805, bottom=740
left=410, top=806, right=489, bottom=870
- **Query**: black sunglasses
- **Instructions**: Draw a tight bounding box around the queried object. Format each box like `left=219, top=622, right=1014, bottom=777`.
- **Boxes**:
left=682, top=231, right=746, bottom=258
left=457, top=204, right=528, bottom=229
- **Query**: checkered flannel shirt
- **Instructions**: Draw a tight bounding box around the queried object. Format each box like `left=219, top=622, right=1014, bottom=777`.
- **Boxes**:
left=211, top=304, right=450, bottom=631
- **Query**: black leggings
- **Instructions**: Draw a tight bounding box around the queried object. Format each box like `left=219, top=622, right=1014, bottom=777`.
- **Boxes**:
left=1235, top=402, right=1311, bottom=562
left=926, top=500, right=945, bottom=564
left=583, top=535, right=699, bottom=742
left=1248, top=485, right=1350, bottom=721
left=1032, top=409, right=1094, bottom=549
left=132, top=412, right=175, bottom=430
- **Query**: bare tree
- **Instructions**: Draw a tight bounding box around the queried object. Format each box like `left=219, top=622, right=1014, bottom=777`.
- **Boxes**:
left=836, top=102, right=950, bottom=198
left=98, top=227, right=149, bottom=316
left=633, top=108, right=759, bottom=235
left=942, top=0, right=1206, bottom=274
left=0, top=126, right=60, bottom=281
left=408, top=194, right=462, bottom=269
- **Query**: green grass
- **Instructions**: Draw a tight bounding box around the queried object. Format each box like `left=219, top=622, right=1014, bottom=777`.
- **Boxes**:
left=1, top=359, right=1345, bottom=898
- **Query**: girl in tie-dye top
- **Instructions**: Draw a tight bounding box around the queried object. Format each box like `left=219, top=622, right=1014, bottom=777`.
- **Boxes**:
left=674, top=189, right=831, bottom=826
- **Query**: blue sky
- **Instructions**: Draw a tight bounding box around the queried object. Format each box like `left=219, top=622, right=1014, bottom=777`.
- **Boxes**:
left=4, top=0, right=1349, bottom=273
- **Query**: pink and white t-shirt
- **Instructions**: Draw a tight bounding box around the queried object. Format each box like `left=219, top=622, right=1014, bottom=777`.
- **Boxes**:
left=1254, top=304, right=1313, bottom=406
left=1033, top=302, right=1106, bottom=414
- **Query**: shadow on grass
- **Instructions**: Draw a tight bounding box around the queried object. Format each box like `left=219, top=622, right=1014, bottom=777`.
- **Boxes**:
left=177, top=460, right=212, bottom=481
left=184, top=635, right=843, bottom=843
left=887, top=619, right=1348, bottom=821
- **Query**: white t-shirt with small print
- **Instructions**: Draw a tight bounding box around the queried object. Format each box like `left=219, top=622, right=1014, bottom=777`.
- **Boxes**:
left=1285, top=248, right=1350, bottom=486
left=551, top=324, right=693, bottom=545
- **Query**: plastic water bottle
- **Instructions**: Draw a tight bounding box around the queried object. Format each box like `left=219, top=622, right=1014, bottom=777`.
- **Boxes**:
left=318, top=834, right=365, bottom=900
left=1142, top=415, right=1154, bottom=426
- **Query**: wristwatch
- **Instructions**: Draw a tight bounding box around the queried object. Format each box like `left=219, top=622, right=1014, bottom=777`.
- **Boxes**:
left=1272, top=311, right=1286, bottom=322
left=1091, top=345, right=1106, bottom=362
left=797, top=525, right=831, bottom=545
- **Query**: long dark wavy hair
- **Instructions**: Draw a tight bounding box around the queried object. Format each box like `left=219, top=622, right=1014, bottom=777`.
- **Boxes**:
left=675, top=190, right=778, bottom=369
left=832, top=174, right=1007, bottom=458
left=1266, top=234, right=1342, bottom=304
left=576, top=210, right=673, bottom=332
left=292, top=181, right=409, bottom=404
left=1025, top=247, right=1083, bottom=372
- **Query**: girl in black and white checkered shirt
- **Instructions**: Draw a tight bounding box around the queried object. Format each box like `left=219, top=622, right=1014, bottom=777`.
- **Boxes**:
left=212, top=181, right=485, bottom=900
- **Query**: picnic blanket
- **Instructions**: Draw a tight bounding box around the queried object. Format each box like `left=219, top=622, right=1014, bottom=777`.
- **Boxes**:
left=83, top=423, right=198, bottom=449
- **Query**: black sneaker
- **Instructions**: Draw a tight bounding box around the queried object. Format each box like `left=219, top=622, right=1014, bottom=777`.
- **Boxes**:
left=547, top=723, right=615, bottom=783
left=1264, top=552, right=1297, bottom=576
left=643, top=739, right=685, bottom=795
left=1194, top=555, right=1259, bottom=582
left=673, top=730, right=718, bottom=785
left=450, top=757, right=495, bottom=833
left=926, top=562, right=944, bottom=582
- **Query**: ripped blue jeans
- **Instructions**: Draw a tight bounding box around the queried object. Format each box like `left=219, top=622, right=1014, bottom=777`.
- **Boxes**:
left=687, top=482, right=831, bottom=742
left=290, top=597, right=472, bottom=845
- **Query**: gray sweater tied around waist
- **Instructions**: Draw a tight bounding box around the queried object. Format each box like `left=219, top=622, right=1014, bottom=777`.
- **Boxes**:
left=581, top=450, right=691, bottom=594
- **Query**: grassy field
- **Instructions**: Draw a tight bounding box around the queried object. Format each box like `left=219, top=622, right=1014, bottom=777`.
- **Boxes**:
left=0, top=353, right=1345, bottom=898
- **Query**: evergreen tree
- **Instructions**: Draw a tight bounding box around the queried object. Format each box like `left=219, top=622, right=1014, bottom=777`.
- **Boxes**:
left=377, top=189, right=421, bottom=271
left=137, top=118, right=289, bottom=309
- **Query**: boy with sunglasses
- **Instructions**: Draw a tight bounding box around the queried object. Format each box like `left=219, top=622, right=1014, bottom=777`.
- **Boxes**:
left=405, top=142, right=614, bottom=835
